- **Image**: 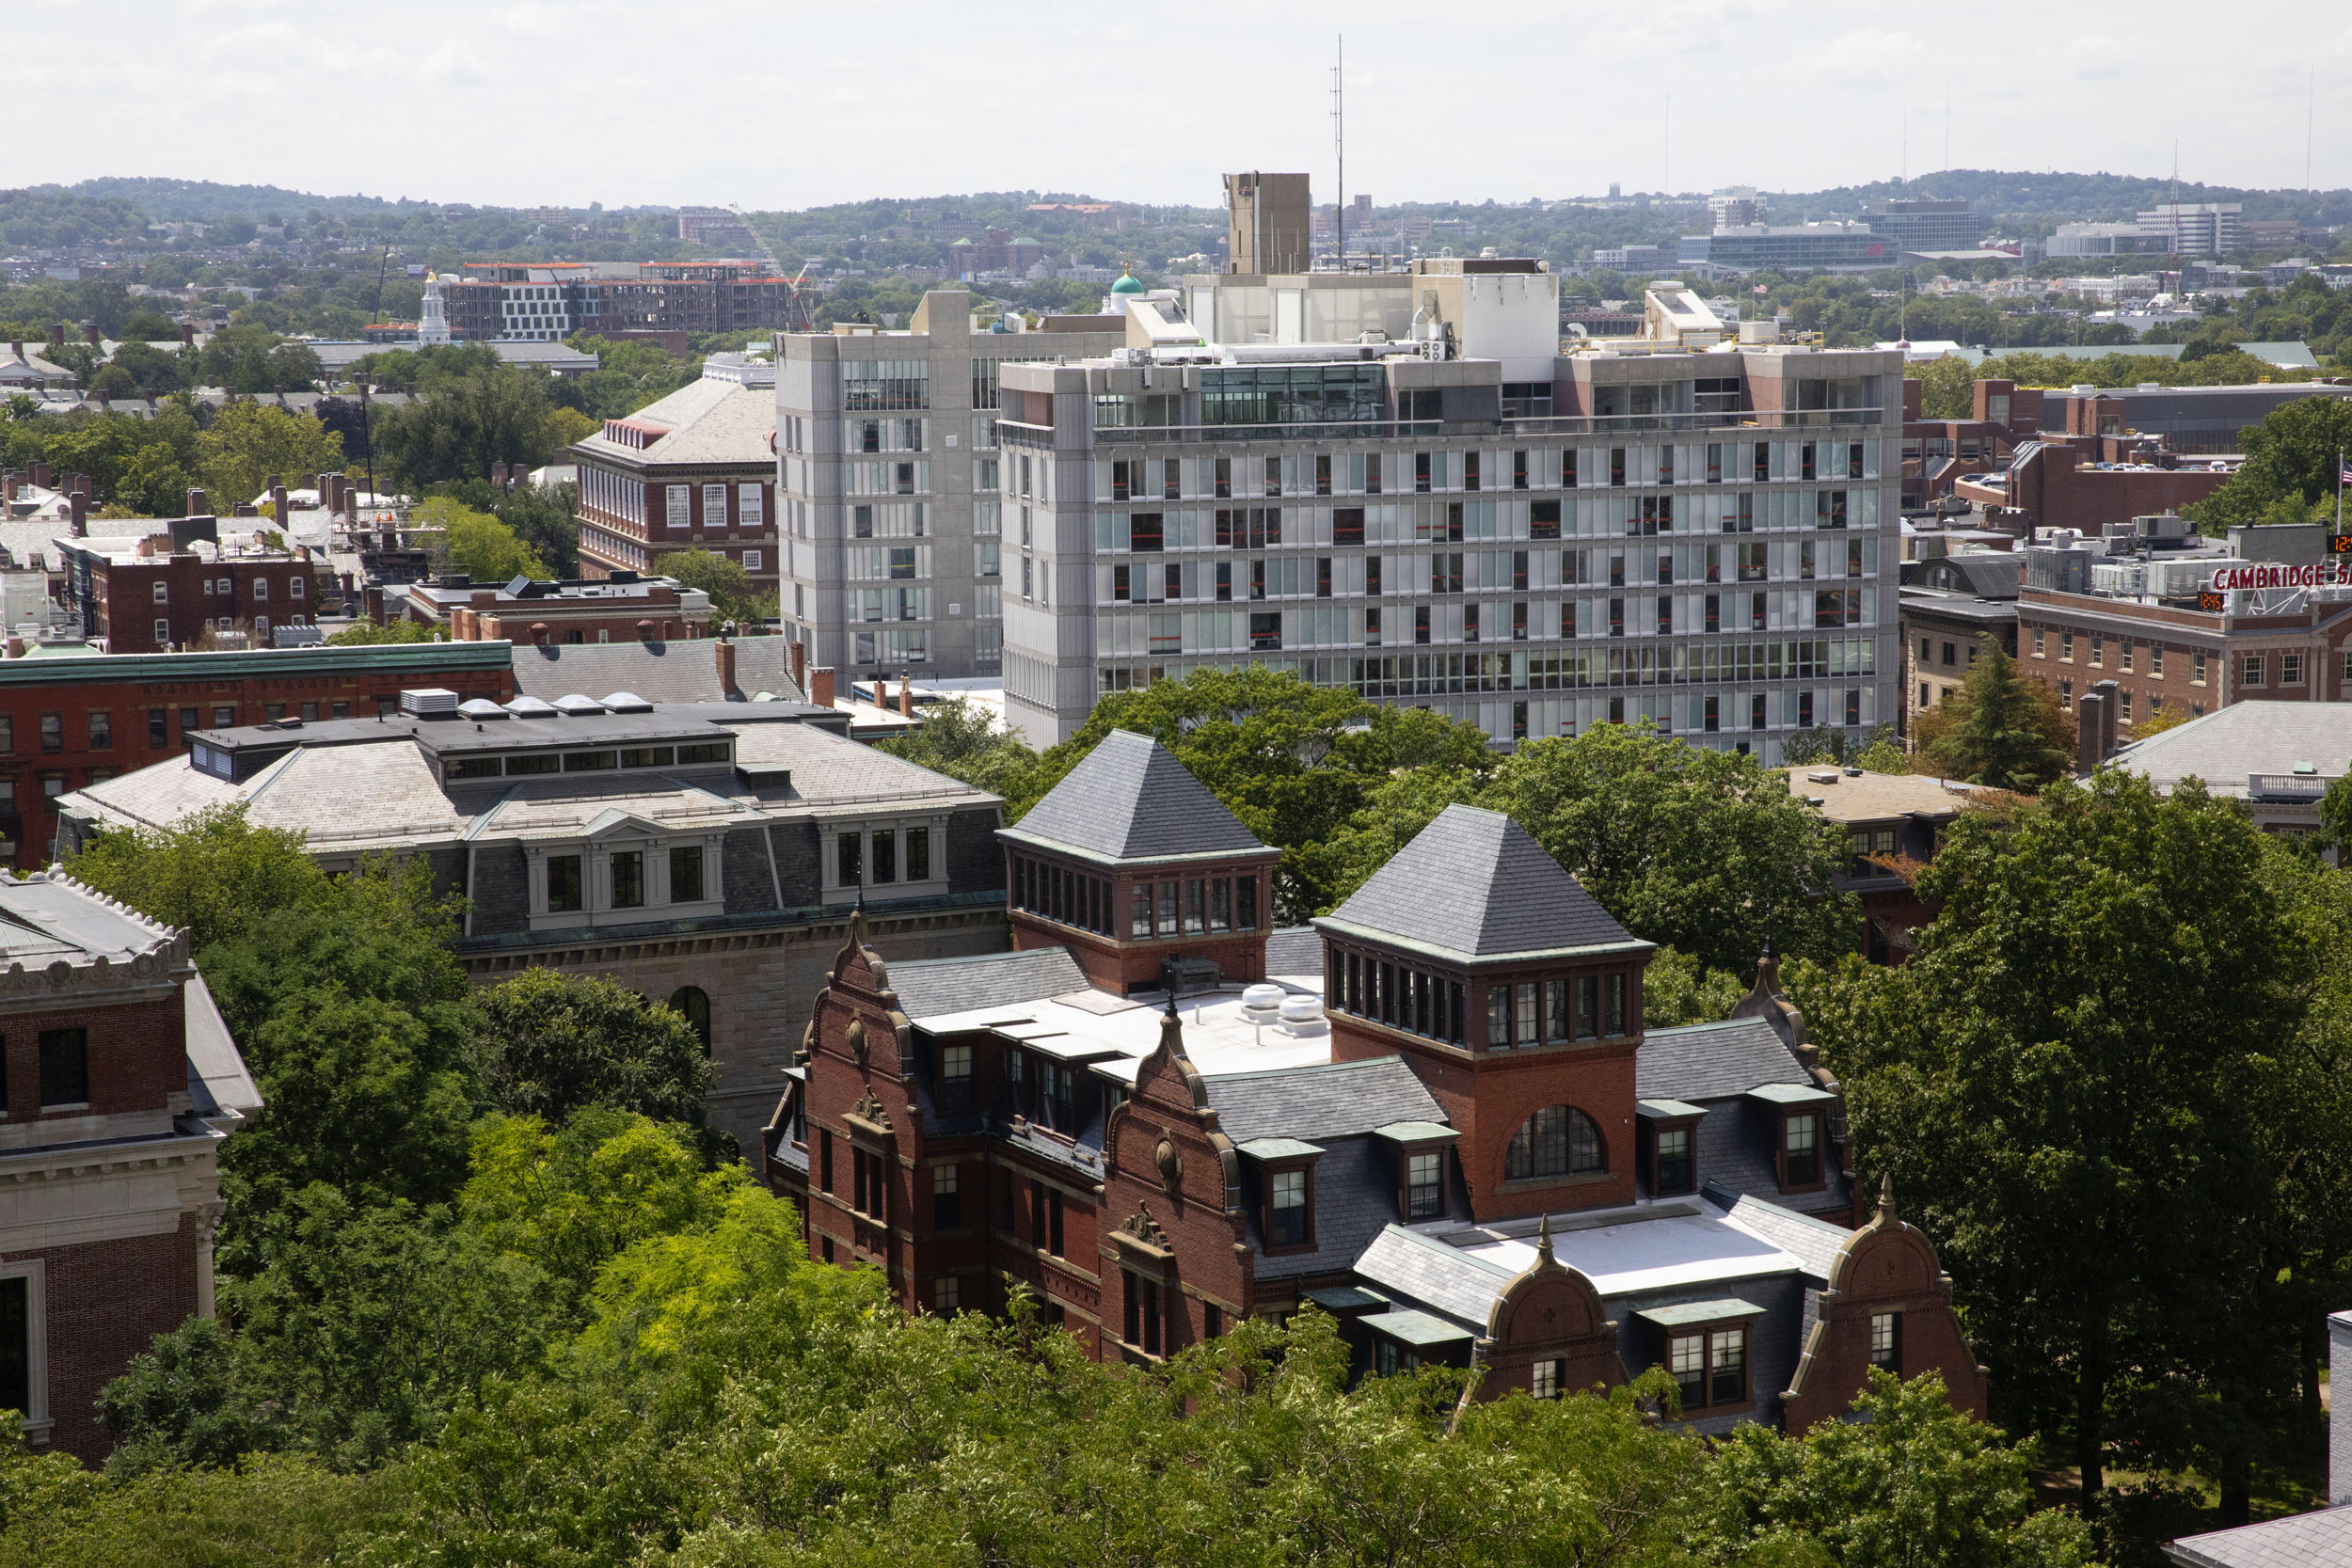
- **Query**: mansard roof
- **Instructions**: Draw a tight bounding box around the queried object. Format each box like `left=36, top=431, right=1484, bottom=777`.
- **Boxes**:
left=1314, top=804, right=1645, bottom=963
left=999, top=729, right=1268, bottom=865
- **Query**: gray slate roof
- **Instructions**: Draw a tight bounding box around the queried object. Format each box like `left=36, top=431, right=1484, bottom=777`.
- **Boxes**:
left=1263, top=926, right=1324, bottom=978
left=1204, top=1055, right=1446, bottom=1146
left=1636, top=1018, right=1808, bottom=1102
left=2107, top=701, right=2352, bottom=798
left=1711, top=1190, right=1850, bottom=1279
left=1915, top=552, right=2022, bottom=599
left=1318, top=804, right=1639, bottom=960
left=887, top=947, right=1088, bottom=1022
left=2166, top=1508, right=2352, bottom=1568
left=1006, top=729, right=1264, bottom=863
left=1353, top=1225, right=1516, bottom=1327
left=510, top=638, right=805, bottom=705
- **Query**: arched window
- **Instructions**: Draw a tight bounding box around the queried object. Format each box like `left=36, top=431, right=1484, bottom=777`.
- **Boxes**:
left=668, top=986, right=712, bottom=1055
left=1504, top=1105, right=1604, bottom=1180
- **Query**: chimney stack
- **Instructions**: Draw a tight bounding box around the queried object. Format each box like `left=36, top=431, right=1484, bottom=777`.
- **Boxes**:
left=47, top=324, right=63, bottom=349
left=180, top=322, right=195, bottom=348
left=186, top=487, right=207, bottom=516
left=898, top=675, right=914, bottom=718
left=809, top=665, right=836, bottom=709
left=2076, top=689, right=2108, bottom=768
left=69, top=490, right=87, bottom=538
left=531, top=621, right=550, bottom=648
left=5, top=637, right=22, bottom=659
left=3, top=471, right=16, bottom=503
left=29, top=462, right=50, bottom=489
left=491, top=461, right=509, bottom=491
left=72, top=473, right=90, bottom=499
left=716, top=638, right=738, bottom=695
left=84, top=323, right=101, bottom=348
left=789, top=638, right=805, bottom=689
left=2093, top=678, right=2119, bottom=762
left=7, top=341, right=18, bottom=363
left=270, top=483, right=289, bottom=529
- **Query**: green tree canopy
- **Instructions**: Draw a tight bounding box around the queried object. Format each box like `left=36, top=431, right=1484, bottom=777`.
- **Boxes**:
left=470, top=969, right=712, bottom=1131
left=653, top=547, right=774, bottom=626
left=2187, top=394, right=2352, bottom=531
left=1914, top=641, right=2074, bottom=791
left=195, top=401, right=344, bottom=515
left=415, top=496, right=548, bottom=583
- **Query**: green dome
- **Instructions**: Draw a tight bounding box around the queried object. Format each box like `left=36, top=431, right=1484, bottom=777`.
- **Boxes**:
left=1109, top=271, right=1146, bottom=293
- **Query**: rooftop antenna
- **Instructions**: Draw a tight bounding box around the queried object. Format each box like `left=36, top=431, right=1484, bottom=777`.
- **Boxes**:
left=1944, top=86, right=1950, bottom=173
left=2308, top=65, right=2316, bottom=191
left=1662, top=91, right=1670, bottom=195
left=1330, top=34, right=1344, bottom=269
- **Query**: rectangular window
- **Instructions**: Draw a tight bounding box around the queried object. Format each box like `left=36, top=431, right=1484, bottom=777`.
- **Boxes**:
left=819, top=1129, right=834, bottom=1193
left=1132, top=882, right=1154, bottom=938
left=1709, top=1327, right=1748, bottom=1404
left=837, top=832, right=863, bottom=887
left=871, top=828, right=898, bottom=884
left=1670, top=1335, right=1706, bottom=1408
left=0, top=1275, right=26, bottom=1425
left=932, top=1164, right=961, bottom=1228
left=38, top=1026, right=87, bottom=1107
left=39, top=714, right=60, bottom=753
left=1159, top=880, right=1179, bottom=935
left=1268, top=1167, right=1310, bottom=1245
left=1869, top=1311, right=1901, bottom=1370
left=2192, top=651, right=2207, bottom=686
left=1604, top=974, right=1628, bottom=1037
left=1655, top=1127, right=1693, bottom=1195
left=1184, top=879, right=1207, bottom=934
left=1486, top=985, right=1511, bottom=1048
left=610, top=850, right=644, bottom=908
left=1236, top=876, right=1257, bottom=930
left=1516, top=983, right=1537, bottom=1046
left=2282, top=652, right=2305, bottom=686
left=1210, top=879, right=1232, bottom=931
left=547, top=855, right=582, bottom=912
left=1533, top=1358, right=1563, bottom=1400
left=670, top=846, right=705, bottom=902
left=87, top=710, right=111, bottom=750
left=1784, top=1113, right=1822, bottom=1186
left=2243, top=654, right=2265, bottom=688
left=933, top=1275, right=960, bottom=1314
left=1406, top=1151, right=1443, bottom=1219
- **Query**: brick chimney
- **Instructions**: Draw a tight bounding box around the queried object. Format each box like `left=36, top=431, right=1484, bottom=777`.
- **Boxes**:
left=809, top=665, right=836, bottom=708
left=29, top=462, right=49, bottom=489
left=46, top=324, right=62, bottom=349
left=898, top=676, right=914, bottom=718
left=637, top=617, right=657, bottom=643
left=270, top=483, right=288, bottom=527
left=491, top=462, right=509, bottom=491
left=2076, top=689, right=2108, bottom=768
left=789, top=639, right=805, bottom=689
left=186, top=487, right=207, bottom=516
left=875, top=673, right=890, bottom=711
left=716, top=638, right=739, bottom=696
left=179, top=322, right=195, bottom=347
left=84, top=323, right=101, bottom=347
left=6, top=341, right=17, bottom=364
left=3, top=471, right=16, bottom=502
left=531, top=621, right=550, bottom=648
left=69, top=490, right=87, bottom=538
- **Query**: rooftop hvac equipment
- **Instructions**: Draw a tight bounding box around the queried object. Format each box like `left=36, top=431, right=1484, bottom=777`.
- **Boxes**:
left=398, top=687, right=458, bottom=717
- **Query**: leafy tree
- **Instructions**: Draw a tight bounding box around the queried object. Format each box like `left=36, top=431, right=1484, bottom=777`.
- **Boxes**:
left=1915, top=642, right=2074, bottom=791
left=653, top=547, right=774, bottom=626
left=1800, top=772, right=2308, bottom=1513
left=873, top=694, right=1043, bottom=803
left=1705, top=1370, right=2094, bottom=1568
left=1906, top=356, right=1979, bottom=420
left=1028, top=669, right=1497, bottom=921
left=195, top=401, right=344, bottom=515
left=1784, top=722, right=1899, bottom=768
left=414, top=496, right=548, bottom=582
left=1493, top=724, right=1857, bottom=975
left=371, top=352, right=569, bottom=493
left=2187, top=394, right=2352, bottom=531
left=1643, top=944, right=1747, bottom=1027
left=67, top=802, right=326, bottom=954
left=470, top=969, right=712, bottom=1131
left=326, top=617, right=434, bottom=645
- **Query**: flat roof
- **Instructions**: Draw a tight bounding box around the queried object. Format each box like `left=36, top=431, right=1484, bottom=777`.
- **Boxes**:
left=906, top=981, right=1335, bottom=1085
left=1787, top=768, right=1980, bottom=824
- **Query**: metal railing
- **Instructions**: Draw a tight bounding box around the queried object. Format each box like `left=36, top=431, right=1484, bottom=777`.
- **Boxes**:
left=1003, top=407, right=1894, bottom=448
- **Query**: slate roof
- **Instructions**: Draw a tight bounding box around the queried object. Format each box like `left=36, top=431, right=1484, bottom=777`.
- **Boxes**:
left=1709, top=1190, right=1850, bottom=1279
left=1002, top=730, right=1265, bottom=863
left=886, top=948, right=1089, bottom=1022
left=2107, top=701, right=2352, bottom=798
left=572, top=378, right=772, bottom=468
left=1263, top=926, right=1325, bottom=978
left=1353, top=1226, right=1518, bottom=1325
left=510, top=638, right=805, bottom=705
left=1915, top=551, right=2022, bottom=599
left=1316, top=804, right=1641, bottom=961
left=1635, top=1018, right=1808, bottom=1102
left=2166, top=1508, right=2352, bottom=1568
left=1203, top=1055, right=1446, bottom=1146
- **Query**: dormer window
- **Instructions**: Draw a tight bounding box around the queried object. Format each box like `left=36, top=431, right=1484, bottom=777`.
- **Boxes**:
left=548, top=855, right=583, bottom=912
left=1785, top=1113, right=1822, bottom=1186
left=938, top=1042, right=973, bottom=1112
left=1406, top=1151, right=1443, bottom=1219
left=1269, top=1169, right=1309, bottom=1245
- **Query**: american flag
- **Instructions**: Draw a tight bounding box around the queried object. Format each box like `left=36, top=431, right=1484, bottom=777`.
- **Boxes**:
left=2341, top=457, right=2352, bottom=485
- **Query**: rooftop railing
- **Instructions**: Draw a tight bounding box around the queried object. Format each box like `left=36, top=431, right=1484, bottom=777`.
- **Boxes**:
left=1000, top=406, right=1894, bottom=447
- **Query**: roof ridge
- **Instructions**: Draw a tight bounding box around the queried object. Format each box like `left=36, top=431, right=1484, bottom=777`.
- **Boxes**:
left=1201, top=1054, right=1405, bottom=1084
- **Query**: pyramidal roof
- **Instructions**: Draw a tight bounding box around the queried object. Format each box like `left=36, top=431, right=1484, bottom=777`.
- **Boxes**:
left=1003, top=729, right=1267, bottom=863
left=1316, top=804, right=1645, bottom=961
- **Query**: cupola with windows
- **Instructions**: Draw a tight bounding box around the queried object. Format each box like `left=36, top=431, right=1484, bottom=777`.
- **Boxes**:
left=997, top=730, right=1280, bottom=993
left=1313, top=804, right=1654, bottom=1220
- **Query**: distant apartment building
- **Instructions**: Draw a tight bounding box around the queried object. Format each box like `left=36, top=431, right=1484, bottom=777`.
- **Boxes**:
left=1592, top=245, right=1668, bottom=272
left=56, top=530, right=331, bottom=654
left=1860, top=199, right=1981, bottom=252
left=572, top=375, right=778, bottom=598
left=2047, top=204, right=2243, bottom=260
left=675, top=208, right=761, bottom=251
left=1899, top=551, right=2020, bottom=735
left=989, top=261, right=1902, bottom=757
left=1677, top=224, right=1894, bottom=273
left=440, top=261, right=797, bottom=342
left=774, top=293, right=1125, bottom=681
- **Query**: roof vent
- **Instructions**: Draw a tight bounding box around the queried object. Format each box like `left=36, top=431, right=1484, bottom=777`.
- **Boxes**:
left=504, top=695, right=559, bottom=719
left=1240, top=983, right=1285, bottom=1019
left=398, top=688, right=459, bottom=718
left=2293, top=760, right=2318, bottom=775
left=457, top=698, right=507, bottom=721
left=1807, top=769, right=1839, bottom=784
left=602, top=690, right=654, bottom=713
left=1276, top=993, right=1327, bottom=1035
left=552, top=693, right=605, bottom=716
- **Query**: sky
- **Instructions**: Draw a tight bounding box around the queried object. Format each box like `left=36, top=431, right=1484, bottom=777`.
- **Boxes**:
left=9, top=0, right=2352, bottom=211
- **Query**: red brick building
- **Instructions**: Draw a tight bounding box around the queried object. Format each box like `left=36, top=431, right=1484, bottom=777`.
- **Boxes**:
left=56, top=534, right=331, bottom=655
left=571, top=377, right=778, bottom=602
left=765, top=736, right=1987, bottom=1430
left=0, top=641, right=514, bottom=868
left=401, top=573, right=715, bottom=644
left=0, top=869, right=260, bottom=1461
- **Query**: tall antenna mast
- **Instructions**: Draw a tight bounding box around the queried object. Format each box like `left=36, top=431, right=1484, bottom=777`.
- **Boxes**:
left=2308, top=65, right=2316, bottom=191
left=1331, top=34, right=1344, bottom=268
left=1663, top=91, right=1671, bottom=195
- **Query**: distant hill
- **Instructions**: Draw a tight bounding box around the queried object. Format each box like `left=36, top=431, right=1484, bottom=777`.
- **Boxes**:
left=1769, top=169, right=2352, bottom=231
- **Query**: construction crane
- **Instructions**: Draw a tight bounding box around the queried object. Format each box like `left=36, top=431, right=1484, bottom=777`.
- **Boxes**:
left=729, top=202, right=817, bottom=334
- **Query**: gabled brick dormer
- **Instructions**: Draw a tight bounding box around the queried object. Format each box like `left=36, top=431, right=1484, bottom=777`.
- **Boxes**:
left=997, top=730, right=1280, bottom=993
left=1313, top=804, right=1654, bottom=1222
